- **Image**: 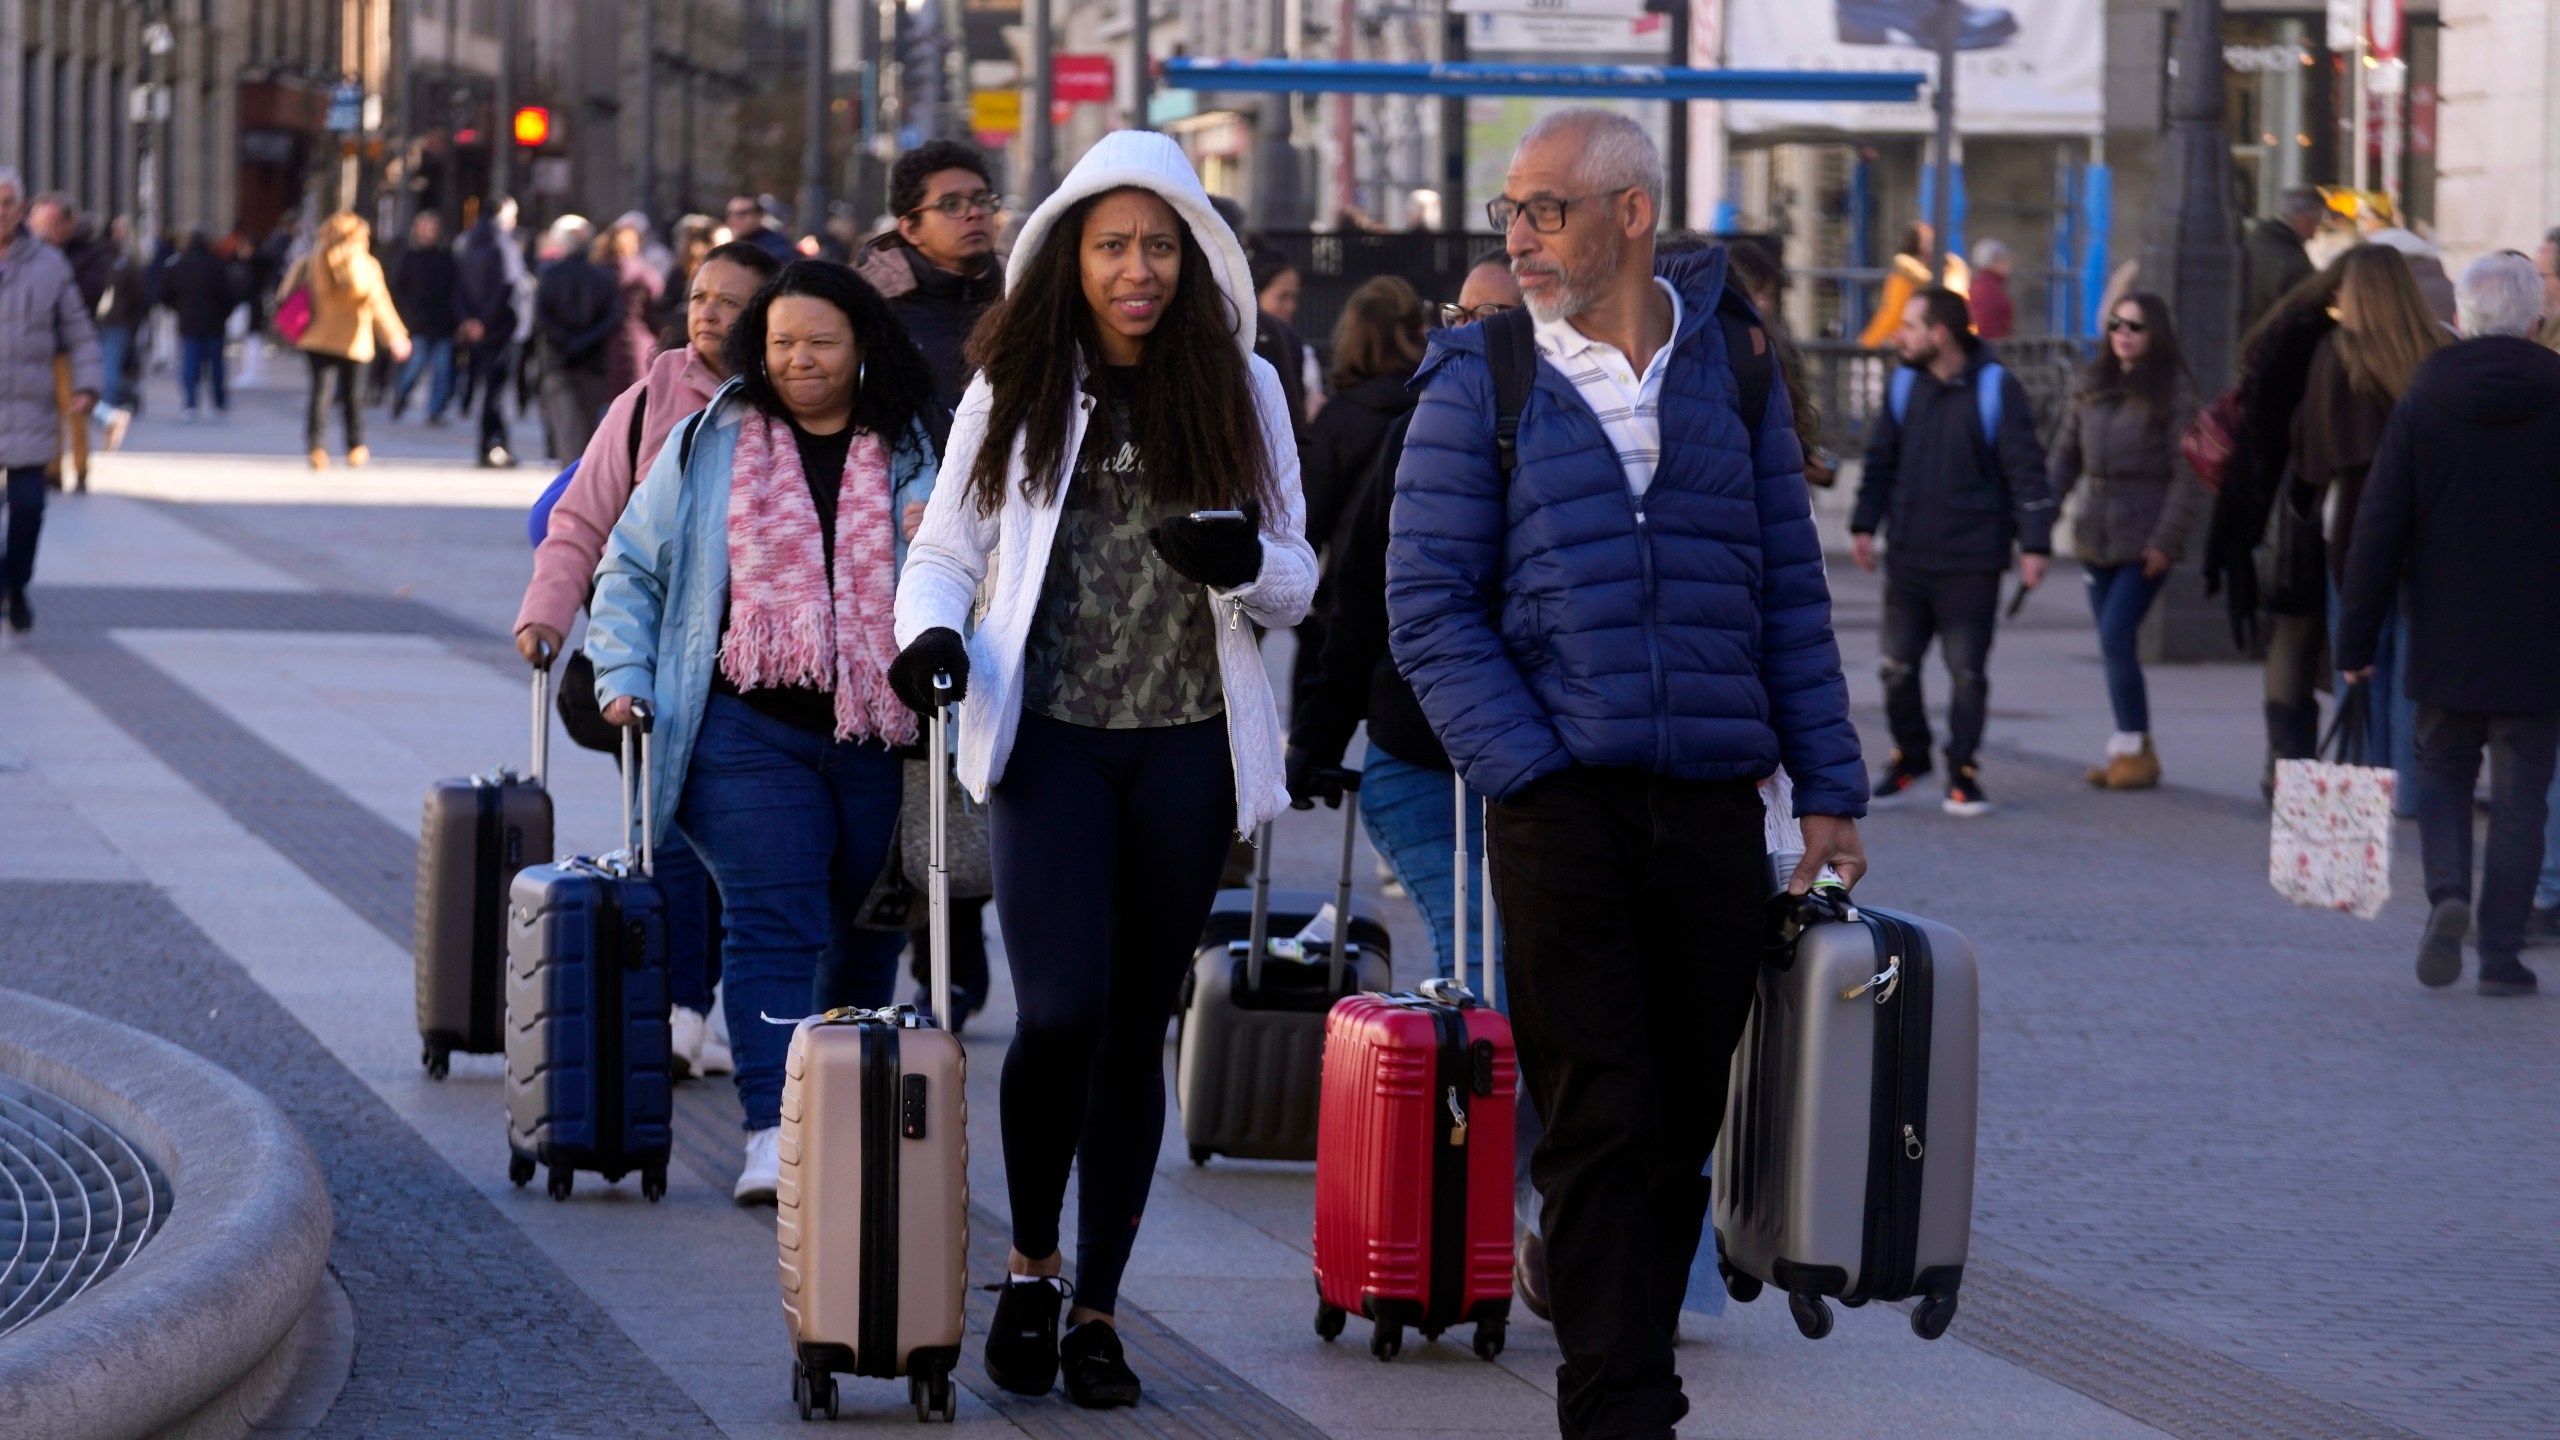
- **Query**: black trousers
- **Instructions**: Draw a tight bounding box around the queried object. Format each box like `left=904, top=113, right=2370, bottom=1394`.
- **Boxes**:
left=468, top=338, right=514, bottom=456
left=2414, top=705, right=2560, bottom=960
left=305, top=352, right=363, bottom=452
left=1880, top=564, right=2002, bottom=773
left=1489, top=766, right=1767, bottom=1440
left=3, top=465, right=45, bottom=594
left=987, top=711, right=1236, bottom=1317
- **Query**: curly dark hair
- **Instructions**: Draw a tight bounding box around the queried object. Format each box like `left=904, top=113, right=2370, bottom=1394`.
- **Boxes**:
left=889, top=140, right=993, bottom=221
left=723, top=260, right=936, bottom=445
left=960, top=188, right=1277, bottom=517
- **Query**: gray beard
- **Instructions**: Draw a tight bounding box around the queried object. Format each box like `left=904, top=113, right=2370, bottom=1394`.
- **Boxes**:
left=1517, top=263, right=1597, bottom=325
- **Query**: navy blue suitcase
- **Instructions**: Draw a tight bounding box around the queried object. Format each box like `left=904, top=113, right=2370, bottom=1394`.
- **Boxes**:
left=504, top=705, right=674, bottom=1201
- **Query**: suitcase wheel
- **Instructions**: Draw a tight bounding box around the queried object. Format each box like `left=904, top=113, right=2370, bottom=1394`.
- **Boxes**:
left=1910, top=1292, right=1959, bottom=1341
left=1189, top=1145, right=1212, bottom=1167
left=1716, top=1257, right=1762, bottom=1304
left=642, top=1164, right=667, bottom=1203
left=1471, top=1319, right=1505, bottom=1362
left=1787, top=1291, right=1833, bottom=1341
left=1314, top=1302, right=1347, bottom=1342
left=1369, top=1320, right=1403, bottom=1361
left=910, top=1372, right=955, bottom=1423
left=422, top=1041, right=450, bottom=1081
left=508, top=1153, right=535, bottom=1188
left=798, top=1363, right=834, bottom=1421
left=547, top=1166, right=574, bottom=1202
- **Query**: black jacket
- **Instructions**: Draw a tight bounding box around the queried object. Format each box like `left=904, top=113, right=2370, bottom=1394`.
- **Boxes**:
left=159, top=242, right=239, bottom=339
left=2339, top=336, right=2560, bottom=714
left=867, top=240, right=1000, bottom=413
left=535, top=257, right=621, bottom=372
left=455, top=221, right=518, bottom=336
left=1254, top=311, right=1312, bottom=445
left=59, top=226, right=113, bottom=310
left=1852, top=346, right=2055, bottom=571
left=1301, top=368, right=1416, bottom=562
left=1291, top=407, right=1447, bottom=773
left=2243, top=219, right=2313, bottom=332
left=389, top=244, right=460, bottom=339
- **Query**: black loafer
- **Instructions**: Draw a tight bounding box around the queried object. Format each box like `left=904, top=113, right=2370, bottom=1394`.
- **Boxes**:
left=984, top=1276, right=1071, bottom=1396
left=1514, top=1231, right=1553, bottom=1322
left=1060, top=1319, right=1141, bottom=1409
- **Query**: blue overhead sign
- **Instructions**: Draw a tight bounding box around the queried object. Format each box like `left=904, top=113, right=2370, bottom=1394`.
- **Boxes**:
left=1157, top=58, right=1927, bottom=105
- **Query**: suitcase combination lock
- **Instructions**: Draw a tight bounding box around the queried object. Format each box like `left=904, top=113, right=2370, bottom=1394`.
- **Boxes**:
left=900, top=1075, right=929, bottom=1139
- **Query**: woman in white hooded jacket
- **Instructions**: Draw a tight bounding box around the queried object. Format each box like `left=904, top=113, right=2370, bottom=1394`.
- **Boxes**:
left=888, top=131, right=1313, bottom=1407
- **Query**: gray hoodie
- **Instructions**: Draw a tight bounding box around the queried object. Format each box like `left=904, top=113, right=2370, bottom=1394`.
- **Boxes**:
left=0, top=230, right=101, bottom=468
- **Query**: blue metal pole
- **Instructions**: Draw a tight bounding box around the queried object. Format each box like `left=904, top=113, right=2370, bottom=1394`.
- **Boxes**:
left=1157, top=57, right=1925, bottom=105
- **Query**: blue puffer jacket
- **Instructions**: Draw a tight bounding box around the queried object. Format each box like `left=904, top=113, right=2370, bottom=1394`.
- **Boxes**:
left=1384, top=247, right=1867, bottom=817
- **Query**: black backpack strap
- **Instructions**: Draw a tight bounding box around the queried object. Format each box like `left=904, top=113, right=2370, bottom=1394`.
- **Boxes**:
left=1715, top=283, right=1774, bottom=447
left=624, top=386, right=648, bottom=474
left=1482, top=307, right=1539, bottom=483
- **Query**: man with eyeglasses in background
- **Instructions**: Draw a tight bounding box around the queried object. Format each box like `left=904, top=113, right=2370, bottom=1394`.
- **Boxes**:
left=725, top=195, right=795, bottom=262
left=1388, top=109, right=1867, bottom=1440
left=854, top=140, right=1003, bottom=417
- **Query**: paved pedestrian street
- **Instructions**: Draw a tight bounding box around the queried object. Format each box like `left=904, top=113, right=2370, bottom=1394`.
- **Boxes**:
left=3, top=379, right=2553, bottom=1439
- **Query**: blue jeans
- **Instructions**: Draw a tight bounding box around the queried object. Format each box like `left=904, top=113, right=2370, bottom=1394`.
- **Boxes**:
left=179, top=336, right=227, bottom=412
left=96, top=327, right=134, bottom=411
left=653, top=830, right=721, bottom=1014
left=2333, top=587, right=2421, bottom=816
left=393, top=335, right=456, bottom=419
left=677, top=693, right=904, bottom=1132
left=1359, top=744, right=1558, bottom=1243
left=2083, top=563, right=2167, bottom=733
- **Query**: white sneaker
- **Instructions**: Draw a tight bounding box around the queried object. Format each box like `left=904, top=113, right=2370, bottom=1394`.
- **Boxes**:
left=670, top=1007, right=706, bottom=1080
left=734, top=1127, right=781, bottom=1205
left=697, top=1020, right=734, bottom=1076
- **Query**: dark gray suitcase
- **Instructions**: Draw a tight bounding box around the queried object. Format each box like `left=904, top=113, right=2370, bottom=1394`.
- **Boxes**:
left=505, top=705, right=673, bottom=1202
left=1712, top=896, right=1978, bottom=1342
left=415, top=657, right=554, bottom=1078
left=1176, top=774, right=1392, bottom=1165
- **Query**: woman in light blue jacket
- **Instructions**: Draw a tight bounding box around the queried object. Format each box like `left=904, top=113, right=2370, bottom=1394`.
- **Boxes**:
left=586, top=260, right=940, bottom=1204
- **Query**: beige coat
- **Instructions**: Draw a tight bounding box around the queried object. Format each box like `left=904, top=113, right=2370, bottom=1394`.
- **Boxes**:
left=284, top=229, right=408, bottom=364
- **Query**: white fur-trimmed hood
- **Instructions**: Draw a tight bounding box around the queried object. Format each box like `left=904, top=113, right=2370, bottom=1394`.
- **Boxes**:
left=1004, top=129, right=1257, bottom=362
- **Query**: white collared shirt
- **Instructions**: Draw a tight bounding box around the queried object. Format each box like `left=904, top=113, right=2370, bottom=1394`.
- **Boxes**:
left=1531, top=277, right=1684, bottom=498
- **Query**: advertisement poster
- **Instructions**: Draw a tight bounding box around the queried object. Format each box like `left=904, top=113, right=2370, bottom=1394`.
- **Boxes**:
left=1723, top=0, right=2104, bottom=136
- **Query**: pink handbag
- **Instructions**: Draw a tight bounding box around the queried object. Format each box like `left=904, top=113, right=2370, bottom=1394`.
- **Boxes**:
left=275, top=286, right=313, bottom=345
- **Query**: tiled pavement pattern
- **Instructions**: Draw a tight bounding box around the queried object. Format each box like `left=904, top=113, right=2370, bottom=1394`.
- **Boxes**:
left=10, top=571, right=2523, bottom=1436
left=0, top=877, right=727, bottom=1439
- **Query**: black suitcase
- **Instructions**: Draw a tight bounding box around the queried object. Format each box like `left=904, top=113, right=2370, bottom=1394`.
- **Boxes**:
left=415, top=656, right=554, bottom=1078
left=504, top=703, right=674, bottom=1201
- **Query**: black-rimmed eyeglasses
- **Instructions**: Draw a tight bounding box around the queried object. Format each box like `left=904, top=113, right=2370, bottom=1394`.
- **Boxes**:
left=1485, top=188, right=1633, bottom=235
left=1437, top=301, right=1517, bottom=327
left=908, top=191, right=999, bottom=221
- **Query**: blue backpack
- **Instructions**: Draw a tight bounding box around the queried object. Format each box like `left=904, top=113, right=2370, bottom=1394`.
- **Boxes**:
left=1886, top=361, right=2005, bottom=458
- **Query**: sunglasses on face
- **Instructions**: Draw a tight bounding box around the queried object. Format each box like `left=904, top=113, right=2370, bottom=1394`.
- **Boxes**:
left=909, top=191, right=999, bottom=221
left=1437, top=301, right=1517, bottom=327
left=2108, top=317, right=2147, bottom=334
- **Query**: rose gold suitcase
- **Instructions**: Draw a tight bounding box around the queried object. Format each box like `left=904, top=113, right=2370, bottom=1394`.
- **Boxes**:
left=776, top=677, right=968, bottom=1422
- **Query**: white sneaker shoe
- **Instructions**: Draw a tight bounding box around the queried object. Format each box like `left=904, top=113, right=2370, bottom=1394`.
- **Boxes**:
left=696, top=1020, right=734, bottom=1076
left=670, top=1007, right=706, bottom=1081
left=734, top=1127, right=781, bottom=1205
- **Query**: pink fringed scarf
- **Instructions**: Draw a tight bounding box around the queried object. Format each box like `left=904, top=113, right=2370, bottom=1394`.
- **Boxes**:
left=720, top=412, right=917, bottom=747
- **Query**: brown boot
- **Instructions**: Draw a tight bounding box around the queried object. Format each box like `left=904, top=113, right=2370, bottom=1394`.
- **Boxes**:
left=2101, top=738, right=2161, bottom=789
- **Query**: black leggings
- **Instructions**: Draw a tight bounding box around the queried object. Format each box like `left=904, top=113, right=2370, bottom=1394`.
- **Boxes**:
left=989, top=710, right=1235, bottom=1316
left=306, top=352, right=363, bottom=452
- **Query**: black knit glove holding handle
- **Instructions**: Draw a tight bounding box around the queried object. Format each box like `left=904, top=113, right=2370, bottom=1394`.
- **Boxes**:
left=889, top=628, right=972, bottom=716
left=1149, top=506, right=1264, bottom=590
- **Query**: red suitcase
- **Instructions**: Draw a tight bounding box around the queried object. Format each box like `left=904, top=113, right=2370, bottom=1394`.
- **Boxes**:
left=1313, top=782, right=1516, bottom=1362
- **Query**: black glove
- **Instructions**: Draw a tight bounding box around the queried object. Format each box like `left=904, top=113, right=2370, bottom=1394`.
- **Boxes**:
left=1285, top=745, right=1349, bottom=810
left=1149, top=508, right=1264, bottom=590
left=888, top=628, right=971, bottom=716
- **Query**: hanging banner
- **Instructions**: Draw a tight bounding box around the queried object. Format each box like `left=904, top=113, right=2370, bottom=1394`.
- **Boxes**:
left=2368, top=0, right=2402, bottom=61
left=1723, top=0, right=2103, bottom=137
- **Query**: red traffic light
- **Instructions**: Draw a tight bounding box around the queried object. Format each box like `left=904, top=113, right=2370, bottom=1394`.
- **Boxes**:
left=512, top=106, right=551, bottom=147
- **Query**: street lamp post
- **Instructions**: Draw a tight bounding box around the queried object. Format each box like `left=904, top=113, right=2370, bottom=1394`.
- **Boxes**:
left=1252, top=0, right=1302, bottom=226
left=1132, top=0, right=1152, bottom=129
left=1927, top=0, right=1957, bottom=283
left=638, top=0, right=658, bottom=223
left=800, top=0, right=833, bottom=243
left=2141, top=0, right=2239, bottom=392
left=1028, top=0, right=1057, bottom=204
left=138, top=10, right=174, bottom=243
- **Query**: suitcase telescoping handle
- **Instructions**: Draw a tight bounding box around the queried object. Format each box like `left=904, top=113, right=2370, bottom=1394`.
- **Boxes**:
left=1450, top=779, right=1496, bottom=1004
left=617, top=699, right=655, bottom=877
left=926, top=674, right=955, bottom=1033
left=528, top=638, right=555, bottom=788
left=1243, top=773, right=1365, bottom=993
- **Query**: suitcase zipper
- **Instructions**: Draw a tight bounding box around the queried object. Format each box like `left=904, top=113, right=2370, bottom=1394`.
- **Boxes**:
left=856, top=1022, right=904, bottom=1379
left=1856, top=913, right=1933, bottom=1302
left=468, top=782, right=505, bottom=1050
left=591, top=879, right=626, bottom=1176
left=1424, top=1002, right=1470, bottom=1334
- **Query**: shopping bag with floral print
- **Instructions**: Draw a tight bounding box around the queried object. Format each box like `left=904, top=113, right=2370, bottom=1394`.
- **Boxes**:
left=2270, top=683, right=2395, bottom=919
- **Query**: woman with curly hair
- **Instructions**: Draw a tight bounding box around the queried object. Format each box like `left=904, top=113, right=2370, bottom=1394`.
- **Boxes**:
left=585, top=259, right=943, bottom=1204
left=891, top=130, right=1313, bottom=1409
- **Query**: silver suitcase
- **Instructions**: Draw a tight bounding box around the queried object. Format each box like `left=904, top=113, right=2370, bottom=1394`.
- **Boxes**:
left=1711, top=898, right=1978, bottom=1342
left=1175, top=775, right=1392, bottom=1165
